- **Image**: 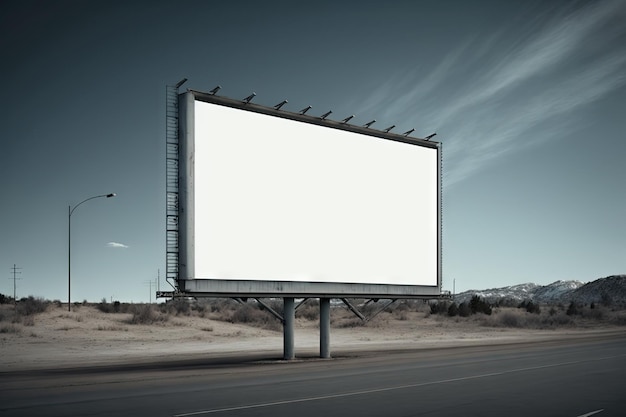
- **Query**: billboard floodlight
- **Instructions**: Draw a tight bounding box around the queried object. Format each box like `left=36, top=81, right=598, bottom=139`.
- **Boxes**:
left=274, top=100, right=288, bottom=110
left=364, top=120, right=376, bottom=128
left=175, top=78, right=188, bottom=88
left=243, top=92, right=256, bottom=104
left=299, top=105, right=312, bottom=115
left=341, top=115, right=354, bottom=124
left=209, top=85, right=221, bottom=95
left=384, top=125, right=396, bottom=133
left=403, top=128, right=415, bottom=136
left=320, top=110, right=332, bottom=120
left=425, top=133, right=437, bottom=140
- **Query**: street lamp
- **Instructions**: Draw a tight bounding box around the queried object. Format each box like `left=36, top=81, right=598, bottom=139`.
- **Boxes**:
left=68, top=193, right=115, bottom=311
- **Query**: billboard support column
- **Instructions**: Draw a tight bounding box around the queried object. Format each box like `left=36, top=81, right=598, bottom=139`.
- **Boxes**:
left=283, top=297, right=295, bottom=360
left=320, top=298, right=331, bottom=358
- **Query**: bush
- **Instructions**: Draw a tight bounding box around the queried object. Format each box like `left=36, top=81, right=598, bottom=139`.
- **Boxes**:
left=393, top=309, right=409, bottom=320
left=458, top=302, right=471, bottom=317
left=499, top=311, right=520, bottom=327
left=470, top=296, right=492, bottom=315
left=0, top=323, right=21, bottom=334
left=447, top=303, right=459, bottom=317
left=566, top=302, right=580, bottom=316
left=159, top=298, right=191, bottom=316
left=430, top=301, right=450, bottom=315
left=297, top=302, right=320, bottom=320
left=125, top=305, right=168, bottom=325
left=97, top=299, right=122, bottom=313
left=524, top=301, right=541, bottom=314
left=16, top=296, right=48, bottom=316
left=228, top=303, right=282, bottom=331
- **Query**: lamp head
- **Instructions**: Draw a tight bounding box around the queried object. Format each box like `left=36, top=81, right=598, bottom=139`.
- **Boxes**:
left=106, top=193, right=116, bottom=198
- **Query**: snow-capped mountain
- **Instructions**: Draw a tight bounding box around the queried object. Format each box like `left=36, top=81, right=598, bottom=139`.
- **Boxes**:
left=453, top=279, right=585, bottom=304
left=569, top=275, right=626, bottom=305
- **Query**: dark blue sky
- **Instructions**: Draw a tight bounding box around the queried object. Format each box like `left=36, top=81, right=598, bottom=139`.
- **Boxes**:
left=1, top=0, right=624, bottom=302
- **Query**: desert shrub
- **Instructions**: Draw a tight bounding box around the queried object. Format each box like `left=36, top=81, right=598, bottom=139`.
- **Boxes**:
left=97, top=298, right=121, bottom=313
left=160, top=298, right=192, bottom=316
left=544, top=313, right=573, bottom=326
left=393, top=309, right=409, bottom=320
left=458, top=302, right=472, bottom=317
left=230, top=304, right=261, bottom=323
left=609, top=312, right=626, bottom=326
left=334, top=317, right=367, bottom=328
left=498, top=311, right=520, bottom=327
left=430, top=301, right=450, bottom=315
left=522, top=301, right=541, bottom=314
left=395, top=302, right=410, bottom=312
left=125, top=305, right=168, bottom=325
left=470, top=296, right=492, bottom=315
left=0, top=323, right=21, bottom=334
left=297, top=303, right=319, bottom=320
left=259, top=299, right=284, bottom=316
left=16, top=296, right=48, bottom=316
left=0, top=293, right=10, bottom=304
left=447, top=302, right=459, bottom=317
left=566, top=302, right=580, bottom=316
left=355, top=300, right=379, bottom=316
left=0, top=308, right=14, bottom=323
left=191, top=300, right=209, bottom=316
left=582, top=307, right=604, bottom=320
left=230, top=303, right=282, bottom=331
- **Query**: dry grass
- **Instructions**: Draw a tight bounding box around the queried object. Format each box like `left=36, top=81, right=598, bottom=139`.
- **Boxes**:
left=2, top=297, right=625, bottom=334
left=2, top=298, right=626, bottom=372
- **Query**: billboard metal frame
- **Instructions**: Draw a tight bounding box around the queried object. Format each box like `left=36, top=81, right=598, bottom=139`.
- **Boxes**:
left=175, top=89, right=442, bottom=299
left=165, top=83, right=443, bottom=359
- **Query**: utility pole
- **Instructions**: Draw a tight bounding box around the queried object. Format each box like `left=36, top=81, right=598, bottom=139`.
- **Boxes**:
left=9, top=264, right=22, bottom=306
left=453, top=278, right=456, bottom=301
left=144, top=280, right=155, bottom=304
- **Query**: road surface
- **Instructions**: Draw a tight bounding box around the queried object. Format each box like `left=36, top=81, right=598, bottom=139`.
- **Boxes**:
left=1, top=332, right=624, bottom=416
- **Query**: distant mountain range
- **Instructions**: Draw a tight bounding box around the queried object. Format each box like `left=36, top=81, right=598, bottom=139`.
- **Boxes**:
left=453, top=275, right=626, bottom=306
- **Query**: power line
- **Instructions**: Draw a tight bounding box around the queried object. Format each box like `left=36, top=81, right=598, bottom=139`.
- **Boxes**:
left=143, top=275, right=158, bottom=304
left=9, top=264, right=22, bottom=306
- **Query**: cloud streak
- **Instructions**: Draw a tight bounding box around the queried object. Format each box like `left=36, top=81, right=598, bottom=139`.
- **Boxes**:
left=354, top=0, right=626, bottom=188
left=107, top=242, right=129, bottom=249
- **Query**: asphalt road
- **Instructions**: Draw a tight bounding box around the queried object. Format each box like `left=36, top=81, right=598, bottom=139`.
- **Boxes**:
left=1, top=332, right=625, bottom=417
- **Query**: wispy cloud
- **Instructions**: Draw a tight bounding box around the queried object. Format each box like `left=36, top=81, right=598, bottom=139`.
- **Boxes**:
left=354, top=0, right=626, bottom=188
left=107, top=242, right=129, bottom=249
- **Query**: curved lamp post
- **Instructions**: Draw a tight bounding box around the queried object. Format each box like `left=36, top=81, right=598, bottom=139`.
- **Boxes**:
left=68, top=193, right=115, bottom=311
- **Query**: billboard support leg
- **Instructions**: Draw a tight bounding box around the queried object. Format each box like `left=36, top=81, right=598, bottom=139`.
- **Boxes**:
left=320, top=298, right=331, bottom=358
left=283, top=297, right=295, bottom=360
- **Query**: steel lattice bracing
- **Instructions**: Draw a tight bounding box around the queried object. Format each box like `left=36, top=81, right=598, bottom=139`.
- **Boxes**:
left=165, top=84, right=180, bottom=285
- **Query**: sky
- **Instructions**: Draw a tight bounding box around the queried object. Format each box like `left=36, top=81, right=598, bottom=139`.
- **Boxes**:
left=1, top=0, right=624, bottom=302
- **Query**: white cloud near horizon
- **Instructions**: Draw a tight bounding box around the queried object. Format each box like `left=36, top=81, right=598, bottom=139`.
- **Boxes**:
left=107, top=242, right=129, bottom=249
left=353, top=0, right=626, bottom=188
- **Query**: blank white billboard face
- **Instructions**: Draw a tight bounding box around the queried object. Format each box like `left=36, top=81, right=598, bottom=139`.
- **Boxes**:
left=193, top=100, right=438, bottom=286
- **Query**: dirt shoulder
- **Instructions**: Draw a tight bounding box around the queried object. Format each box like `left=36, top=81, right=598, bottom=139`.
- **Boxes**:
left=1, top=304, right=623, bottom=372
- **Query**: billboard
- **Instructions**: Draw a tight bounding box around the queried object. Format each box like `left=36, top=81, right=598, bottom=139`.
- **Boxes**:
left=177, top=90, right=441, bottom=298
